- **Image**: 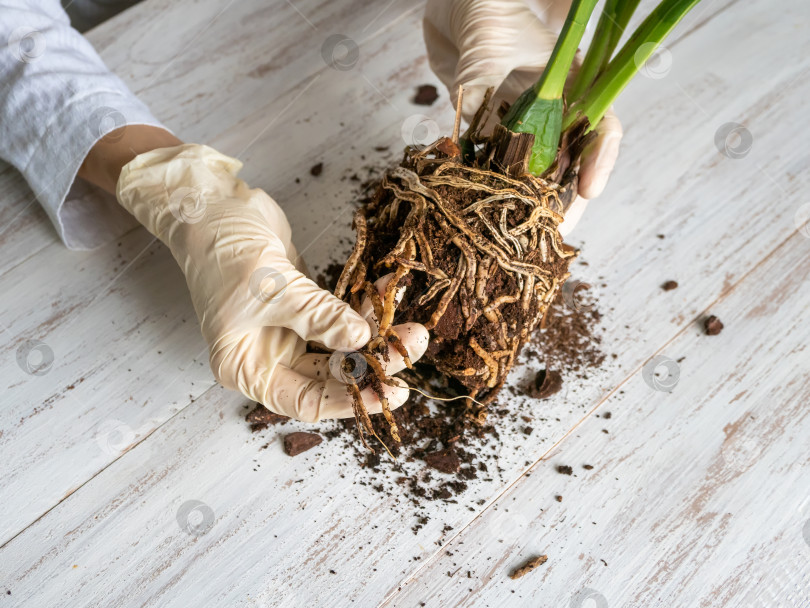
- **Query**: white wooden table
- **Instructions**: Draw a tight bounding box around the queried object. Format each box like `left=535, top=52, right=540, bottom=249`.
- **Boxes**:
left=2, top=0, right=809, bottom=606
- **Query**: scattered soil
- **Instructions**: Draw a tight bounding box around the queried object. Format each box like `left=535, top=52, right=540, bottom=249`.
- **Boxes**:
left=556, top=465, right=573, bottom=475
left=245, top=278, right=608, bottom=529
left=555, top=495, right=562, bottom=502
left=662, top=280, right=678, bottom=291
left=310, top=162, right=324, bottom=176
left=602, top=411, right=611, bottom=419
left=509, top=555, right=548, bottom=579
left=290, top=280, right=604, bottom=505
left=250, top=132, right=610, bottom=522
left=517, top=294, right=605, bottom=380
left=704, top=315, right=724, bottom=335
left=583, top=464, right=593, bottom=470
left=246, top=405, right=289, bottom=432
left=413, top=84, right=439, bottom=105
left=284, top=432, right=323, bottom=456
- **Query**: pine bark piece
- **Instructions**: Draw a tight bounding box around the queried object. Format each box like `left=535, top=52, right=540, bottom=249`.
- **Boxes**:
left=509, top=555, right=548, bottom=579
left=246, top=404, right=289, bottom=432
left=491, top=124, right=535, bottom=177
left=283, top=432, right=323, bottom=456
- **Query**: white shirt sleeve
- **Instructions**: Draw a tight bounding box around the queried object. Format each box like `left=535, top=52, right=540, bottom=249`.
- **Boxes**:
left=1, top=0, right=169, bottom=249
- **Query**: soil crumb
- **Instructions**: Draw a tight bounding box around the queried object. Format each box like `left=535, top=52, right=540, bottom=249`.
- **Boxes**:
left=509, top=555, right=548, bottom=579
left=413, top=84, right=439, bottom=105
left=310, top=162, right=324, bottom=176
left=556, top=465, right=573, bottom=475
left=704, top=315, right=724, bottom=335
left=662, top=280, right=678, bottom=291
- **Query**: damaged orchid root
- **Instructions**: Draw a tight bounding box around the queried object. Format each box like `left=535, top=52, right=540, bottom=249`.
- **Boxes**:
left=333, top=89, right=583, bottom=444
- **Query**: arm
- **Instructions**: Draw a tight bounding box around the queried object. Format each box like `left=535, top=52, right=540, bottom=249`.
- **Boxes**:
left=1, top=2, right=429, bottom=420
left=0, top=0, right=168, bottom=249
left=77, top=125, right=182, bottom=194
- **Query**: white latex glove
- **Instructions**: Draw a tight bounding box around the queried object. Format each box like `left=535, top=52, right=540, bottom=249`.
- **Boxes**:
left=116, top=144, right=428, bottom=422
left=423, top=0, right=623, bottom=236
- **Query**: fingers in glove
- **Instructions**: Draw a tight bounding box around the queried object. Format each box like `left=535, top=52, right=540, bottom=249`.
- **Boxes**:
left=252, top=257, right=371, bottom=351
left=558, top=196, right=588, bottom=238
left=425, top=0, right=557, bottom=122
left=265, top=367, right=410, bottom=422
left=577, top=108, right=623, bottom=200
left=291, top=322, right=429, bottom=382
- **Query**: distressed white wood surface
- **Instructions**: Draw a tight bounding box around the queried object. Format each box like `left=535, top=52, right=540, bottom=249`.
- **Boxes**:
left=1, top=0, right=808, bottom=606
left=388, top=231, right=810, bottom=608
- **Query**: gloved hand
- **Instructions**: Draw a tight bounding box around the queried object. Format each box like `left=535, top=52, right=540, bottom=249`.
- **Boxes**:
left=116, top=144, right=428, bottom=422
left=423, top=0, right=623, bottom=236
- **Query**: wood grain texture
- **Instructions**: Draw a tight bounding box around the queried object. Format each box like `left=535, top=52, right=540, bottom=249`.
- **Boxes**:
left=1, top=0, right=808, bottom=606
left=388, top=230, right=810, bottom=608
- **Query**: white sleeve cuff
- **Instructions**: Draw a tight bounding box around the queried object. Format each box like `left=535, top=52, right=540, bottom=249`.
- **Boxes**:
left=23, top=92, right=169, bottom=250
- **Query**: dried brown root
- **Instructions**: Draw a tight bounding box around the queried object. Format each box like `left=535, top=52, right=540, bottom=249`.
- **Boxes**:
left=469, top=337, right=499, bottom=388
left=348, top=383, right=373, bottom=452
left=335, top=211, right=367, bottom=299
left=362, top=353, right=401, bottom=443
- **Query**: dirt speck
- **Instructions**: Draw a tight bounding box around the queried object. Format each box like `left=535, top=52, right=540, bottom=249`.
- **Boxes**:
left=509, top=555, right=548, bottom=579
left=704, top=315, right=724, bottom=335
left=424, top=447, right=461, bottom=474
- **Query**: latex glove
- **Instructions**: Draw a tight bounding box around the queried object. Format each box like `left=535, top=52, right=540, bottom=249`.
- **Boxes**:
left=423, top=0, right=623, bottom=235
left=116, top=144, right=428, bottom=422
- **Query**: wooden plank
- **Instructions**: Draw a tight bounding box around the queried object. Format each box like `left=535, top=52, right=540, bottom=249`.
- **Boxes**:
left=386, top=229, right=810, bottom=607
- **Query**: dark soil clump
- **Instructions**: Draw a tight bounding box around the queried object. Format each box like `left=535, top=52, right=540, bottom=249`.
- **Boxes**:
left=413, top=84, right=439, bottom=105
left=424, top=447, right=461, bottom=474
left=246, top=404, right=290, bottom=432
